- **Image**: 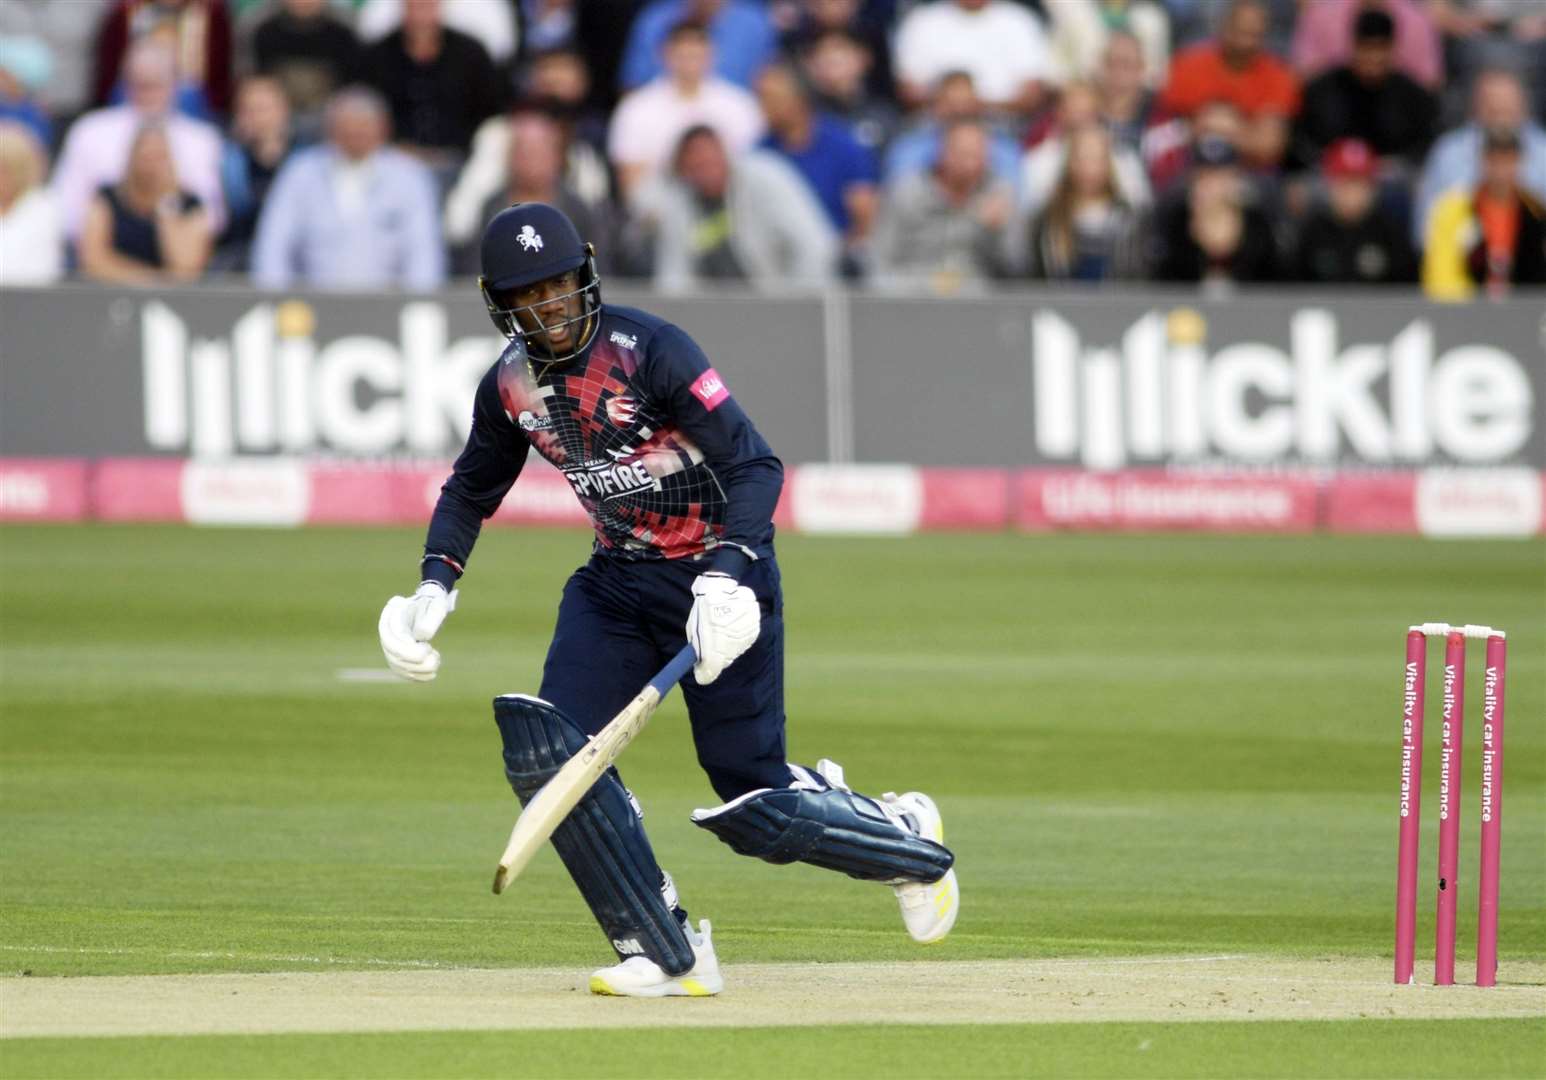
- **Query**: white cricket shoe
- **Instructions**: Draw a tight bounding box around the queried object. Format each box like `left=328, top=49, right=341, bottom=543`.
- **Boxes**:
left=588, top=919, right=723, bottom=997
left=883, top=790, right=960, bottom=944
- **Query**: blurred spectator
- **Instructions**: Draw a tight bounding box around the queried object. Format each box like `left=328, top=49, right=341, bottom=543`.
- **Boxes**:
left=1144, top=97, right=1245, bottom=193
left=52, top=39, right=225, bottom=242
left=607, top=20, right=763, bottom=206
left=1429, top=1, right=1546, bottom=120
left=1045, top=0, right=1170, bottom=87
left=92, top=0, right=232, bottom=119
left=0, top=36, right=52, bottom=148
left=1096, top=30, right=1159, bottom=155
left=871, top=120, right=1014, bottom=289
left=894, top=0, right=1052, bottom=116
left=1294, top=9, right=1437, bottom=170
left=252, top=86, right=444, bottom=290
left=79, top=121, right=212, bottom=283
left=1152, top=134, right=1278, bottom=282
left=1291, top=137, right=1416, bottom=283
left=1414, top=69, right=1546, bottom=242
left=358, top=0, right=505, bottom=169
left=1011, top=123, right=1148, bottom=280
left=0, top=122, right=62, bottom=285
left=1423, top=126, right=1546, bottom=299
left=1158, top=0, right=1299, bottom=168
left=649, top=124, right=837, bottom=291
left=798, top=28, right=900, bottom=155
left=883, top=71, right=1020, bottom=191
left=780, top=0, right=895, bottom=102
left=214, top=75, right=292, bottom=271
left=446, top=101, right=612, bottom=257
left=1291, top=0, right=1441, bottom=90
left=521, top=0, right=579, bottom=54
left=755, top=62, right=878, bottom=270
left=620, top=0, right=776, bottom=91
left=250, top=0, right=361, bottom=139
left=356, top=0, right=518, bottom=65
left=522, top=48, right=610, bottom=160
left=0, top=2, right=98, bottom=119
left=452, top=109, right=611, bottom=276
left=1020, top=81, right=1150, bottom=216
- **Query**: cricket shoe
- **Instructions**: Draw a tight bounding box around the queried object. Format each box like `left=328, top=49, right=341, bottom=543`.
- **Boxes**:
left=809, top=760, right=958, bottom=945
left=588, top=919, right=723, bottom=997
left=882, top=790, right=960, bottom=944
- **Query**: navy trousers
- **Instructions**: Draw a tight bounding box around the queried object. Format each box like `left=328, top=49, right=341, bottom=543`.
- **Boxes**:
left=539, top=553, right=794, bottom=802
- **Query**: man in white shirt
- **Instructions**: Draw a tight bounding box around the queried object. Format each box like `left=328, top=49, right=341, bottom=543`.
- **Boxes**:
left=607, top=20, right=764, bottom=206
left=50, top=39, right=224, bottom=241
left=251, top=87, right=444, bottom=290
left=894, top=0, right=1054, bottom=117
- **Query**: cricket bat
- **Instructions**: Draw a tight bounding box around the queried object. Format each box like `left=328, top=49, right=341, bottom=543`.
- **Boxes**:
left=491, top=644, right=697, bottom=894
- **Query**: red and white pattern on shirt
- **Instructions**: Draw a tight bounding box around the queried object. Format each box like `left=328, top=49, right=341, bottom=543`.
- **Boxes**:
left=496, top=340, right=727, bottom=559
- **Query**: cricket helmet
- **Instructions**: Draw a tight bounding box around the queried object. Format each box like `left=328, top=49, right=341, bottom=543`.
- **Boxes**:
left=478, top=202, right=601, bottom=364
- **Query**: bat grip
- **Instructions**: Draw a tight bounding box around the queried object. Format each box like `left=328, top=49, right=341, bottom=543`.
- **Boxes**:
left=648, top=644, right=697, bottom=699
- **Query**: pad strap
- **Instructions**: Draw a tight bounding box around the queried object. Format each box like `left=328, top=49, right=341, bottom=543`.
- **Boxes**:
left=494, top=694, right=695, bottom=976
left=691, top=780, right=954, bottom=885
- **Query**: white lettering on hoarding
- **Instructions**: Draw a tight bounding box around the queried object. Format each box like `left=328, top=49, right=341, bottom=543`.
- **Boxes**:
left=140, top=301, right=499, bottom=457
left=1030, top=309, right=1533, bottom=467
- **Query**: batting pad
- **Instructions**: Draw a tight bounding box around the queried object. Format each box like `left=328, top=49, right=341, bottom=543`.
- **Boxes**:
left=691, top=783, right=955, bottom=885
left=493, top=695, right=695, bottom=976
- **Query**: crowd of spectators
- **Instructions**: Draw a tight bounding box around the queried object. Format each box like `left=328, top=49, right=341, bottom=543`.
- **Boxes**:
left=1, top=0, right=1544, bottom=300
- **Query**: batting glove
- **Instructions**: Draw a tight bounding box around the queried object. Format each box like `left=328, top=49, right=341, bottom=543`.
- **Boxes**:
left=686, top=572, right=760, bottom=685
left=379, top=581, right=458, bottom=682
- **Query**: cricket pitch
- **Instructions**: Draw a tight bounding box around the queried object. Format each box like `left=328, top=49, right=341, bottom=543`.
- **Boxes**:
left=4, top=956, right=1543, bottom=1038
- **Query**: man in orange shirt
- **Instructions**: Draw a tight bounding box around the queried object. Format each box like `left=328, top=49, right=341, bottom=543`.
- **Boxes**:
left=1422, top=126, right=1546, bottom=299
left=1159, top=0, right=1299, bottom=169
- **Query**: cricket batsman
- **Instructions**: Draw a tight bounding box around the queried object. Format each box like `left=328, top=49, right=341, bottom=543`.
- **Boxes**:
left=377, top=203, right=957, bottom=997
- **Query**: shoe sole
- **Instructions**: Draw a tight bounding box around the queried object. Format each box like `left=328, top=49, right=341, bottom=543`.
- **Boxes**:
left=589, top=974, right=721, bottom=997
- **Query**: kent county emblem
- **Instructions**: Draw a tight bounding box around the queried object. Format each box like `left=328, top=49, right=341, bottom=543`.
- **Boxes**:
left=518, top=225, right=543, bottom=252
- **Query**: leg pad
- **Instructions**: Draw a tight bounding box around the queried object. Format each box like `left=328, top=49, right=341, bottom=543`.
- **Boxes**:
left=494, top=694, right=694, bottom=976
left=691, top=781, right=954, bottom=884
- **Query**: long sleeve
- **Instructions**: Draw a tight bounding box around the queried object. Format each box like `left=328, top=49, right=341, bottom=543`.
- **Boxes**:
left=637, top=323, right=782, bottom=578
left=650, top=181, right=697, bottom=293
left=443, top=116, right=508, bottom=246
left=743, top=154, right=837, bottom=286
left=251, top=155, right=305, bottom=288
left=49, top=118, right=98, bottom=240
left=421, top=362, right=530, bottom=587
left=397, top=159, right=447, bottom=290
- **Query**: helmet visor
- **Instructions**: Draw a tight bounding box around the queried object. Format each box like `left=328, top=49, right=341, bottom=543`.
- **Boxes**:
left=480, top=262, right=601, bottom=364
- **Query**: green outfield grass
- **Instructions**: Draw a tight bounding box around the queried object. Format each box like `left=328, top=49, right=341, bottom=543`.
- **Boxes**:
left=2, top=525, right=1543, bottom=1077
left=7, top=1019, right=1546, bottom=1079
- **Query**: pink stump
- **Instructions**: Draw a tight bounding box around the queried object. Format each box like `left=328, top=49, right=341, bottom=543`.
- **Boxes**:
left=1476, top=635, right=1506, bottom=987
left=1395, top=629, right=1427, bottom=985
left=1434, top=630, right=1466, bottom=985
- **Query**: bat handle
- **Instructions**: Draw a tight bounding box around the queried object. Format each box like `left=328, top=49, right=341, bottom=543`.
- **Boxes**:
left=648, top=644, right=697, bottom=699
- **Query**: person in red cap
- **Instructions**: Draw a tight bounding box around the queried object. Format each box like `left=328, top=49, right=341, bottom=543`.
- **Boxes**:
left=1291, top=136, right=1415, bottom=283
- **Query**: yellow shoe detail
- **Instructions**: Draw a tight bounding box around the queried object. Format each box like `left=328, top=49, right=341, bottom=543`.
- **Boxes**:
left=589, top=975, right=618, bottom=995
left=679, top=978, right=713, bottom=997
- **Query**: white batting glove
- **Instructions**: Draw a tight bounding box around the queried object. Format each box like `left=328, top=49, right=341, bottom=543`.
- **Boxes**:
left=378, top=581, right=458, bottom=682
left=686, top=572, right=760, bottom=685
